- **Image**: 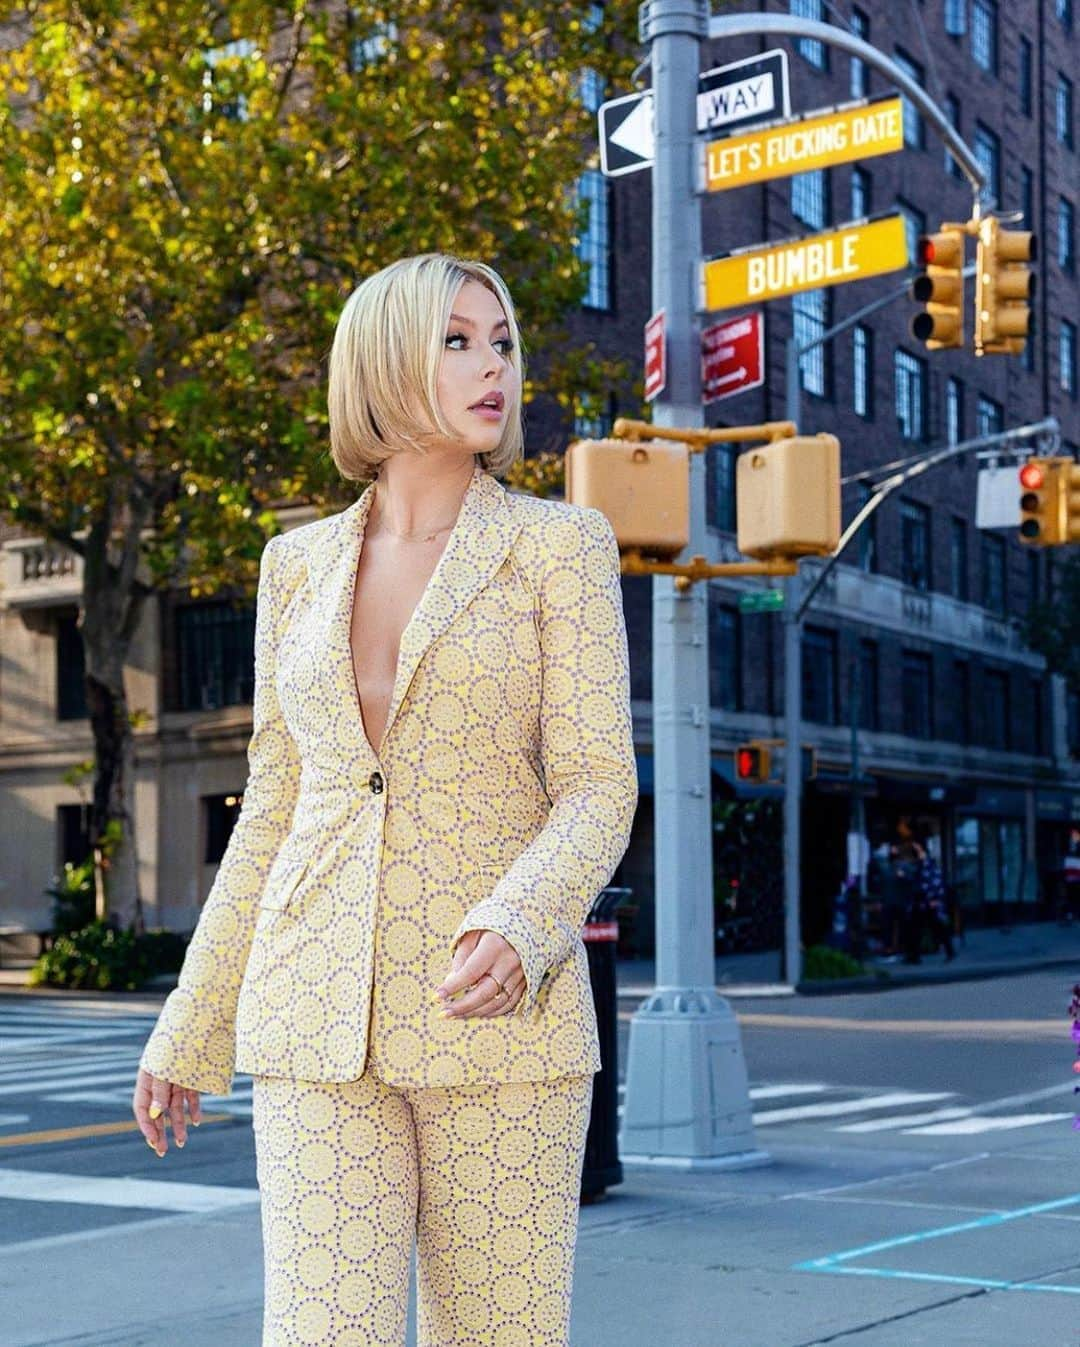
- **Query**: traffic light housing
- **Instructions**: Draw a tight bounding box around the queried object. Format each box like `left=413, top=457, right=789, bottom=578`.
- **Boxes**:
left=975, top=218, right=1037, bottom=356
left=1018, top=456, right=1080, bottom=546
left=911, top=228, right=965, bottom=350
left=736, top=433, right=840, bottom=560
left=735, top=743, right=771, bottom=784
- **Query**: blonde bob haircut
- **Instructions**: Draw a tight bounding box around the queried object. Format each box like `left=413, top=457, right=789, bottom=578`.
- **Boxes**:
left=327, top=252, right=526, bottom=484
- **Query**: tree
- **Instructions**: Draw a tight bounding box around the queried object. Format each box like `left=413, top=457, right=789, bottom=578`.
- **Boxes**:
left=0, top=0, right=637, bottom=929
left=1024, top=552, right=1080, bottom=695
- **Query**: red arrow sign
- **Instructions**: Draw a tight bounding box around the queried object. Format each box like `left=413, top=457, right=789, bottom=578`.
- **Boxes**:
left=702, top=311, right=764, bottom=404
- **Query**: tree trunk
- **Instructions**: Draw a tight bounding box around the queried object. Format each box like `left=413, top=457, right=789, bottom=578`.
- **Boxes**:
left=79, top=485, right=153, bottom=934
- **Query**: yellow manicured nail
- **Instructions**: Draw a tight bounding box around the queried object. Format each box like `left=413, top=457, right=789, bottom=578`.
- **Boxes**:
left=148, top=1103, right=162, bottom=1120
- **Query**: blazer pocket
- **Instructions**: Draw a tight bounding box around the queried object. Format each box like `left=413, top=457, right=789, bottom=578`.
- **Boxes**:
left=259, top=843, right=314, bottom=911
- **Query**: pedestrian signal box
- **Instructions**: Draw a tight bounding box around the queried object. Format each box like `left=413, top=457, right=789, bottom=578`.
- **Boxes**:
left=911, top=228, right=964, bottom=350
left=1018, top=457, right=1080, bottom=546
left=736, top=433, right=841, bottom=559
left=735, top=743, right=770, bottom=784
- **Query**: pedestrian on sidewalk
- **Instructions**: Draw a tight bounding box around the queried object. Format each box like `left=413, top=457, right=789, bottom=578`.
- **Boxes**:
left=132, top=253, right=637, bottom=1347
left=913, top=839, right=956, bottom=962
left=896, top=842, right=926, bottom=964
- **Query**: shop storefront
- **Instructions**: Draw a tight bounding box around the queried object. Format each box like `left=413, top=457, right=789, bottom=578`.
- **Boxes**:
left=954, top=786, right=1037, bottom=923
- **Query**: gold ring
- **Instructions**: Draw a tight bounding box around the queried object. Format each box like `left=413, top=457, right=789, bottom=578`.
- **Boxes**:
left=484, top=971, right=507, bottom=996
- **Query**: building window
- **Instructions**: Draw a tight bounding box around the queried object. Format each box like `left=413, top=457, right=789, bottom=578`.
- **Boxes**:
left=853, top=324, right=873, bottom=418
left=57, top=803, right=93, bottom=868
left=573, top=391, right=614, bottom=439
left=953, top=661, right=972, bottom=744
left=706, top=443, right=737, bottom=532
left=857, top=483, right=878, bottom=573
left=1021, top=167, right=1035, bottom=232
left=204, top=792, right=243, bottom=865
left=56, top=609, right=87, bottom=721
left=794, top=288, right=830, bottom=397
left=1060, top=197, right=1076, bottom=271
left=348, top=13, right=397, bottom=70
left=950, top=516, right=969, bottom=601
left=895, top=349, right=927, bottom=440
left=1058, top=75, right=1075, bottom=149
left=944, top=94, right=962, bottom=178
left=973, top=123, right=1001, bottom=207
left=202, top=38, right=256, bottom=122
left=971, top=0, right=998, bottom=74
left=792, top=0, right=828, bottom=69
left=977, top=394, right=1004, bottom=436
left=575, top=169, right=611, bottom=311
left=1019, top=36, right=1033, bottom=116
left=803, top=626, right=838, bottom=725
left=792, top=168, right=829, bottom=230
left=858, top=639, right=879, bottom=731
left=577, top=3, right=606, bottom=112
left=851, top=166, right=871, bottom=220
left=981, top=533, right=1007, bottom=614
left=984, top=669, right=1010, bottom=748
left=893, top=49, right=924, bottom=148
left=850, top=8, right=869, bottom=98
left=1062, top=320, right=1078, bottom=396
left=901, top=650, right=934, bottom=738
left=708, top=598, right=741, bottom=711
left=897, top=198, right=926, bottom=264
left=946, top=376, right=963, bottom=446
left=944, top=0, right=966, bottom=34
left=1058, top=0, right=1074, bottom=30
left=176, top=600, right=256, bottom=712
left=900, top=499, right=932, bottom=590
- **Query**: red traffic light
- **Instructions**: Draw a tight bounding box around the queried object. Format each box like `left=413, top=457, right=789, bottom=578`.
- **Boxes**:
left=916, top=237, right=936, bottom=266
left=735, top=748, right=758, bottom=780
left=1019, top=462, right=1045, bottom=490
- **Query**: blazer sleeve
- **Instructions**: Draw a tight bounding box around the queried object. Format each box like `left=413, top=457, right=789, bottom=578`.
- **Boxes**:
left=449, top=505, right=638, bottom=1019
left=137, top=534, right=303, bottom=1095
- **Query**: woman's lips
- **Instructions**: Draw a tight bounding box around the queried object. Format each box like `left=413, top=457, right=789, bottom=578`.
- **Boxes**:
left=469, top=405, right=504, bottom=420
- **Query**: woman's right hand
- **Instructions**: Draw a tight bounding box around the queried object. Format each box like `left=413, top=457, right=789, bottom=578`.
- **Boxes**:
left=133, top=1066, right=202, bottom=1157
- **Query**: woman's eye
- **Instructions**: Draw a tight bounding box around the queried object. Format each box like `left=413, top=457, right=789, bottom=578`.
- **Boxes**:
left=445, top=332, right=514, bottom=354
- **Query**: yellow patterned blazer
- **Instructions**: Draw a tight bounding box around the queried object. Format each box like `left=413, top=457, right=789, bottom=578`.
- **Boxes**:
left=139, top=461, right=638, bottom=1094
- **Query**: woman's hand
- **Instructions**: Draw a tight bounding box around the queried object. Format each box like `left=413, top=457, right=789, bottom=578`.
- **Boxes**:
left=133, top=1066, right=202, bottom=1157
left=436, top=930, right=525, bottom=1018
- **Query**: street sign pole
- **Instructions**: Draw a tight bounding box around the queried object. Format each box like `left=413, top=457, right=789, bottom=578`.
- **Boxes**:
left=619, top=0, right=765, bottom=1169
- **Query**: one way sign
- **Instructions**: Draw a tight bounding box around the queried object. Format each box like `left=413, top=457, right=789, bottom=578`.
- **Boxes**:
left=598, top=91, right=654, bottom=177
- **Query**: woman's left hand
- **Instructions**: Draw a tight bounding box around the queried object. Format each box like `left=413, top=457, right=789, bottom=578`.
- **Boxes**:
left=436, top=930, right=525, bottom=1018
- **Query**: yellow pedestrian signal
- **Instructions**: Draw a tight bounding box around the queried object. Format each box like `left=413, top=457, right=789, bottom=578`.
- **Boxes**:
left=735, top=743, right=771, bottom=784
left=975, top=218, right=1037, bottom=356
left=736, top=433, right=841, bottom=560
left=1018, top=457, right=1080, bottom=546
left=911, top=228, right=964, bottom=350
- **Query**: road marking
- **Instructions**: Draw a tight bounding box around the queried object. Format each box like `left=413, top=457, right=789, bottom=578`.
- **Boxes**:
left=0, top=1052, right=137, bottom=1083
left=754, top=1090, right=954, bottom=1125
left=838, top=1080, right=1079, bottom=1132
left=749, top=1083, right=830, bottom=1101
left=0, top=1114, right=236, bottom=1147
left=794, top=1191, right=1080, bottom=1295
left=906, top=1112, right=1074, bottom=1135
left=0, top=1167, right=259, bottom=1211
left=0, top=1068, right=142, bottom=1098
left=0, top=1114, right=29, bottom=1127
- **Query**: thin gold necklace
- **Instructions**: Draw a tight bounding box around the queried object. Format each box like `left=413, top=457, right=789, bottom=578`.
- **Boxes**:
left=371, top=499, right=459, bottom=543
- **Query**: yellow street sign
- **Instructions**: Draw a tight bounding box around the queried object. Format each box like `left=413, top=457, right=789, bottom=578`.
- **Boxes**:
left=701, top=215, right=909, bottom=312
left=704, top=97, right=903, bottom=192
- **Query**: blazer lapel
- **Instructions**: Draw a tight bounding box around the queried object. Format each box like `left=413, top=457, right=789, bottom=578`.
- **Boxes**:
left=305, top=461, right=525, bottom=762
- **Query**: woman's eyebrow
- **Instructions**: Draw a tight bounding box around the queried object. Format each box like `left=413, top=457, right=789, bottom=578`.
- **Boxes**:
left=448, top=313, right=510, bottom=333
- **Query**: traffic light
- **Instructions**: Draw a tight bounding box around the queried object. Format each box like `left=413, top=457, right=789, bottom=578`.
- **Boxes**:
left=911, top=228, right=965, bottom=350
left=735, top=743, right=771, bottom=785
left=1018, top=457, right=1080, bottom=546
left=736, top=433, right=840, bottom=560
left=975, top=217, right=1037, bottom=356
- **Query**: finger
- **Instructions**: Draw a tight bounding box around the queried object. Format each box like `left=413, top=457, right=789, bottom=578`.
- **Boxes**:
left=185, top=1089, right=203, bottom=1128
left=444, top=968, right=514, bottom=1019
left=170, top=1083, right=187, bottom=1149
left=469, top=968, right=525, bottom=1018
left=437, top=935, right=490, bottom=999
left=132, top=1075, right=159, bottom=1147
left=148, top=1081, right=171, bottom=1154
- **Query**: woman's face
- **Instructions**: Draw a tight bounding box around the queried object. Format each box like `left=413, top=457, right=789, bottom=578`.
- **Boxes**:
left=435, top=278, right=518, bottom=455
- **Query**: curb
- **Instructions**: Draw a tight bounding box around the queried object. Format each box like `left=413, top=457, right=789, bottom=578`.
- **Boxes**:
left=795, top=951, right=1080, bottom=995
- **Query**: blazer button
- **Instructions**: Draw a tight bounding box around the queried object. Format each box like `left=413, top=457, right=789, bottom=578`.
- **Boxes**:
left=369, top=771, right=384, bottom=794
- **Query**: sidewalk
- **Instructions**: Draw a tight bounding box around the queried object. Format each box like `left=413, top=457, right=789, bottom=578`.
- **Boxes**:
left=615, top=917, right=1080, bottom=999
left=0, top=917, right=1077, bottom=998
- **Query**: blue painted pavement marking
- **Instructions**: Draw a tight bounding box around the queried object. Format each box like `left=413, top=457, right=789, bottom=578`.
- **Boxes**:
left=793, top=1191, right=1080, bottom=1295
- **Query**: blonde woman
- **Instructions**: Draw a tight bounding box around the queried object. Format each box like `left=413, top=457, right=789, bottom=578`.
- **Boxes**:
left=132, top=251, right=638, bottom=1346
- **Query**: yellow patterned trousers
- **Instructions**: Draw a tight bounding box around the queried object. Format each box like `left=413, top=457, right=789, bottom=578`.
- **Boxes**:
left=251, top=1067, right=595, bottom=1346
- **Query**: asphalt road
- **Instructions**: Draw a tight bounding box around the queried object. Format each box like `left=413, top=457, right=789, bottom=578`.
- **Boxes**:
left=0, top=970, right=1076, bottom=1345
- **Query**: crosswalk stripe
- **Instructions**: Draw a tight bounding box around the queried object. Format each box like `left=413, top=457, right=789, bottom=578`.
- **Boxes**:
left=838, top=1106, right=974, bottom=1132
left=753, top=1090, right=955, bottom=1125
left=0, top=1114, right=29, bottom=1126
left=0, top=1167, right=259, bottom=1211
left=749, top=1083, right=830, bottom=1101
left=0, top=1053, right=137, bottom=1084
left=905, top=1113, right=1074, bottom=1135
left=0, top=1068, right=141, bottom=1098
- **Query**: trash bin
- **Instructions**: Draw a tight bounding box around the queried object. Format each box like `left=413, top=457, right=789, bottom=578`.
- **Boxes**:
left=579, top=885, right=629, bottom=1203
